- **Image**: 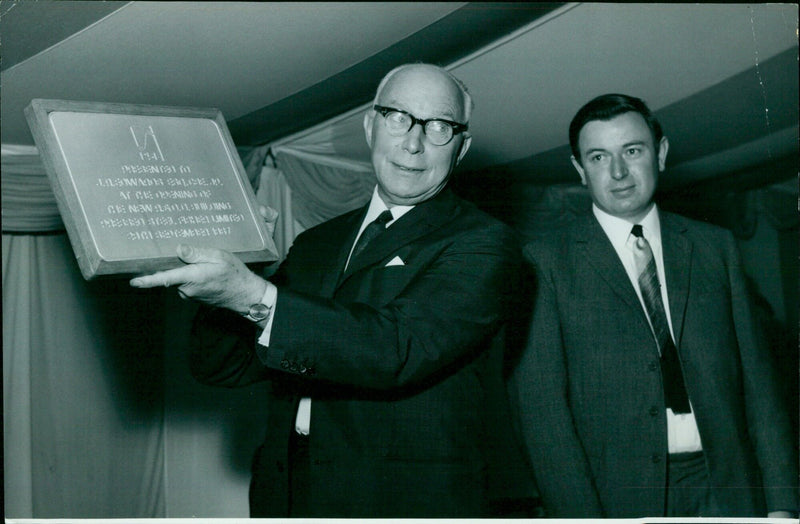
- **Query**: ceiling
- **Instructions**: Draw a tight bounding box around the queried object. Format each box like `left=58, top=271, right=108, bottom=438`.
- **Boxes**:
left=1, top=2, right=798, bottom=187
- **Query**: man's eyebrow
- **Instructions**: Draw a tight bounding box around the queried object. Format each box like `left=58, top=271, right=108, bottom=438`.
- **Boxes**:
left=583, top=147, right=608, bottom=155
left=622, top=140, right=647, bottom=148
left=433, top=108, right=458, bottom=120
left=384, top=100, right=460, bottom=121
left=584, top=141, right=648, bottom=155
left=435, top=107, right=462, bottom=121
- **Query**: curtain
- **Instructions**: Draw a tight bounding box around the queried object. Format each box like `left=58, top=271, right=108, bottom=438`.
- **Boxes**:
left=255, top=165, right=305, bottom=266
left=3, top=233, right=166, bottom=517
left=274, top=145, right=375, bottom=229
left=1, top=144, right=63, bottom=232
left=238, top=145, right=271, bottom=193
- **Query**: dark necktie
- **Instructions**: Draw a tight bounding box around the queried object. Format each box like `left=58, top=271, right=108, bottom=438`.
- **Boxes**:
left=631, top=224, right=691, bottom=414
left=349, top=209, right=393, bottom=264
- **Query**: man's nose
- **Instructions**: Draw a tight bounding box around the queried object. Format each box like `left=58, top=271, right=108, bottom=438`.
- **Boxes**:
left=401, top=123, right=424, bottom=154
left=610, top=155, right=629, bottom=179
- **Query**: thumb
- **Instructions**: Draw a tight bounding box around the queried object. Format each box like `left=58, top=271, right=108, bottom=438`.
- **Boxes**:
left=259, top=205, right=279, bottom=222
left=177, top=244, right=201, bottom=263
left=178, top=244, right=231, bottom=265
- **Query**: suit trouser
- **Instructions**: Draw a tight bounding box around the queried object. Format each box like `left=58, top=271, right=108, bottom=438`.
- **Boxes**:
left=666, top=451, right=719, bottom=517
left=289, top=431, right=311, bottom=517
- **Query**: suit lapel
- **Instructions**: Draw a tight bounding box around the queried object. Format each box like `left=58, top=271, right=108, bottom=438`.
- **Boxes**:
left=660, top=213, right=692, bottom=346
left=321, top=208, right=366, bottom=296
left=577, top=215, right=643, bottom=312
left=338, top=190, right=460, bottom=286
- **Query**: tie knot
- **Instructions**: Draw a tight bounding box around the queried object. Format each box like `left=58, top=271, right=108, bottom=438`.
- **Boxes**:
left=631, top=224, right=644, bottom=238
left=374, top=209, right=393, bottom=227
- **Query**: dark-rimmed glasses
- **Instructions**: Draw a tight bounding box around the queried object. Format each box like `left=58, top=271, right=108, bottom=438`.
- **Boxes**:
left=373, top=105, right=468, bottom=146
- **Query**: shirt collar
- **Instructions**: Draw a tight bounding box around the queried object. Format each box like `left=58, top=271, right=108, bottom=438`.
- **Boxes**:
left=363, top=186, right=414, bottom=225
left=593, top=203, right=661, bottom=251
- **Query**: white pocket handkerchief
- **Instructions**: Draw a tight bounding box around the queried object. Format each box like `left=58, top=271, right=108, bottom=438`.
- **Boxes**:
left=385, top=256, right=405, bottom=267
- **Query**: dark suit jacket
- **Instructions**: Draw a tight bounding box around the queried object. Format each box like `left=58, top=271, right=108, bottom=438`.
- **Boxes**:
left=510, top=210, right=798, bottom=518
left=189, top=189, right=524, bottom=517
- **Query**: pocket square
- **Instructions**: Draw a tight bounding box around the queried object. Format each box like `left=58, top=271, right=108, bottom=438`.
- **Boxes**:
left=385, top=256, right=405, bottom=267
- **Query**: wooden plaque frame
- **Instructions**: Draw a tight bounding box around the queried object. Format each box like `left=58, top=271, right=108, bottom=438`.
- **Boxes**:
left=25, top=99, right=278, bottom=280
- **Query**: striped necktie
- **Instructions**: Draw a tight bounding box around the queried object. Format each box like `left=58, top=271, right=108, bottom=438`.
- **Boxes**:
left=350, top=209, right=393, bottom=263
left=631, top=224, right=691, bottom=414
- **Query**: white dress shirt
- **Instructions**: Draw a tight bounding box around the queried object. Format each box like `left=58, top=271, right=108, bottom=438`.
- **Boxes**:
left=593, top=204, right=702, bottom=454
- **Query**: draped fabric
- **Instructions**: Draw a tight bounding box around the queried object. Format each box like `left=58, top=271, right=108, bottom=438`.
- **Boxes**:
left=1, top=144, right=63, bottom=232
left=238, top=145, right=271, bottom=193
left=3, top=233, right=167, bottom=517
left=255, top=165, right=305, bottom=268
left=274, top=145, right=375, bottom=229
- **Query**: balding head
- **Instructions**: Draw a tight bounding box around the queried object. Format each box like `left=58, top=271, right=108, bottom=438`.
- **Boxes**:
left=373, top=63, right=474, bottom=123
left=363, top=63, right=474, bottom=206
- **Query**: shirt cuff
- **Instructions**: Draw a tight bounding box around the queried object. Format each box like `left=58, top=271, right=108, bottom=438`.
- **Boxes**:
left=256, top=282, right=278, bottom=347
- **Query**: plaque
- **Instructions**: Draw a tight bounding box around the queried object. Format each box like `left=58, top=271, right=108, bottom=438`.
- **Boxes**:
left=25, top=99, right=278, bottom=280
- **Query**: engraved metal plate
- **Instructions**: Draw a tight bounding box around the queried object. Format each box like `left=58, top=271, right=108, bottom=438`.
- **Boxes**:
left=25, top=99, right=278, bottom=279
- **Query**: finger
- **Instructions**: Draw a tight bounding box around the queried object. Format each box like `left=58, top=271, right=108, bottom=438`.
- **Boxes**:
left=130, top=266, right=195, bottom=289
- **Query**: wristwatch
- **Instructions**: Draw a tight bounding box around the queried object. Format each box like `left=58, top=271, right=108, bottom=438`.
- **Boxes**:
left=245, top=283, right=276, bottom=322
left=246, top=302, right=272, bottom=322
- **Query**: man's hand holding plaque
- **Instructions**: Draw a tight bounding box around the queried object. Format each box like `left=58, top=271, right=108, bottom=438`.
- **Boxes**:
left=130, top=205, right=278, bottom=316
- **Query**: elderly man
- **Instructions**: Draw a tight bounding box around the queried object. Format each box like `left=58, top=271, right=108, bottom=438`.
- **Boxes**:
left=131, top=63, right=522, bottom=517
left=511, top=93, right=798, bottom=518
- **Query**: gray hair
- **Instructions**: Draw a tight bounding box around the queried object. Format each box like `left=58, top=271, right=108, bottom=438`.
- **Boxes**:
left=372, top=63, right=474, bottom=123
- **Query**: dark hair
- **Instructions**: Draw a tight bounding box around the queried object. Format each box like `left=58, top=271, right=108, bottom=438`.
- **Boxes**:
left=568, top=93, right=663, bottom=163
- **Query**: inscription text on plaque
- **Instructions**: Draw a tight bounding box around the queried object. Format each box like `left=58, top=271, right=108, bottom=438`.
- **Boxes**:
left=26, top=99, right=278, bottom=279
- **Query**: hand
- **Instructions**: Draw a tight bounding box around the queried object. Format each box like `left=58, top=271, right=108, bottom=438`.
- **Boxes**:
left=259, top=205, right=279, bottom=239
left=129, top=244, right=267, bottom=315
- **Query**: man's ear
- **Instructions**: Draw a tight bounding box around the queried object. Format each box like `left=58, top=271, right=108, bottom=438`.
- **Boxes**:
left=571, top=155, right=587, bottom=185
left=363, top=110, right=375, bottom=148
left=455, top=134, right=472, bottom=165
left=657, top=136, right=669, bottom=172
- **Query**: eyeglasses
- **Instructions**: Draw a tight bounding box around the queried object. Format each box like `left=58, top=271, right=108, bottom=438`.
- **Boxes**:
left=373, top=105, right=468, bottom=146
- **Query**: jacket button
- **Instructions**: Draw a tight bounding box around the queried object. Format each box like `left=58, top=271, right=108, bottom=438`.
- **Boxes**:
left=648, top=361, right=658, bottom=371
left=649, top=406, right=659, bottom=417
left=280, top=359, right=290, bottom=369
left=651, top=454, right=662, bottom=463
